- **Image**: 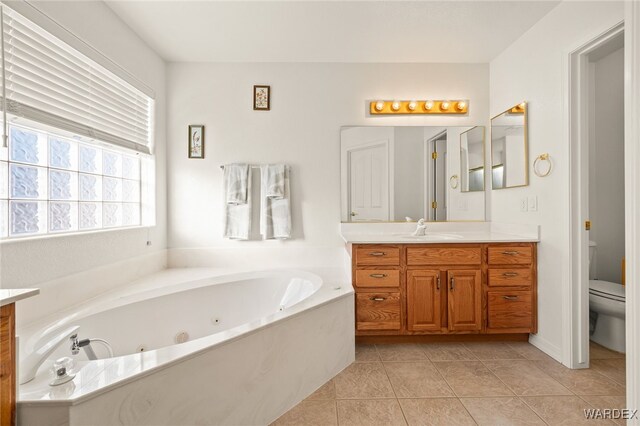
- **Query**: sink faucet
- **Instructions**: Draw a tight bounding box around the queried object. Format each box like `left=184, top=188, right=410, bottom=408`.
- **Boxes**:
left=19, top=325, right=80, bottom=385
left=413, top=218, right=427, bottom=236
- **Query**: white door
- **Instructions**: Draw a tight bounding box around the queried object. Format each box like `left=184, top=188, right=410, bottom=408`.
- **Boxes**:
left=349, top=142, right=389, bottom=221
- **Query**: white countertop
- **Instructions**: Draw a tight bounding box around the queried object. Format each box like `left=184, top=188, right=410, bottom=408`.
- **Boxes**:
left=340, top=222, right=539, bottom=244
left=1, top=288, right=39, bottom=307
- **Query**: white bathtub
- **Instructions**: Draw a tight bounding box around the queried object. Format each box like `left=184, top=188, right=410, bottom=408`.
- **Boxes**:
left=18, top=268, right=355, bottom=425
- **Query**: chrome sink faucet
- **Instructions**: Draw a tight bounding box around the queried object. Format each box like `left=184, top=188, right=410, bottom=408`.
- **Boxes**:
left=413, top=218, right=427, bottom=236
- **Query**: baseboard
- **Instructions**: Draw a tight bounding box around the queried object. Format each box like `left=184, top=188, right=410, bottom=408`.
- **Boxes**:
left=356, top=333, right=529, bottom=345
left=528, top=333, right=563, bottom=362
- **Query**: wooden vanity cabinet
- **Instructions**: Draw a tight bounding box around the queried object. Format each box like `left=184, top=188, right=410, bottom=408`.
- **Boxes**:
left=352, top=242, right=537, bottom=338
left=1, top=303, right=16, bottom=426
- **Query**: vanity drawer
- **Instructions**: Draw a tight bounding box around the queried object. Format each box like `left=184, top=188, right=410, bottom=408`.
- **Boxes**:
left=487, top=290, right=532, bottom=329
left=488, top=246, right=533, bottom=265
left=407, top=247, right=481, bottom=266
left=488, top=268, right=532, bottom=287
left=356, top=292, right=401, bottom=331
left=355, top=246, right=400, bottom=266
left=355, top=269, right=400, bottom=288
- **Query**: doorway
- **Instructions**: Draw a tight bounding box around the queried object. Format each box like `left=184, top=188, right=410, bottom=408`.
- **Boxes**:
left=425, top=130, right=447, bottom=221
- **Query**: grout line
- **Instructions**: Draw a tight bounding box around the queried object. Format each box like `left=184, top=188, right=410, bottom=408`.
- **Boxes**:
left=379, top=355, right=409, bottom=426
left=518, top=395, right=551, bottom=426
left=456, top=397, right=480, bottom=426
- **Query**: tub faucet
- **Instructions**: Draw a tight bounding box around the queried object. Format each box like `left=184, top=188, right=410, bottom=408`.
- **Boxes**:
left=413, top=218, right=427, bottom=236
left=19, top=325, right=80, bottom=385
left=70, top=334, right=98, bottom=360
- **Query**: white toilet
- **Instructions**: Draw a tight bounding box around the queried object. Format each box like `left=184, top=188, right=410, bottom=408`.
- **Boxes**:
left=589, top=241, right=626, bottom=353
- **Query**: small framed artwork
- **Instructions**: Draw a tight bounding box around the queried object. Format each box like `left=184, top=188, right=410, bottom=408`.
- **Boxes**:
left=188, top=124, right=205, bottom=159
left=253, top=85, right=271, bottom=111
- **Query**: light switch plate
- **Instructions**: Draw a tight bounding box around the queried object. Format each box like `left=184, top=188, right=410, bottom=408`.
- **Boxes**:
left=528, top=196, right=538, bottom=212
left=520, top=198, right=528, bottom=212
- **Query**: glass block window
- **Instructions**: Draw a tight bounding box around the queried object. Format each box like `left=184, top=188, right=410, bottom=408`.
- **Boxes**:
left=0, top=124, right=142, bottom=238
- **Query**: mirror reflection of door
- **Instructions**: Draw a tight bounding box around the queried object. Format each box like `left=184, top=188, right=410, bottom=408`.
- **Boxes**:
left=348, top=143, right=390, bottom=221
left=426, top=131, right=447, bottom=221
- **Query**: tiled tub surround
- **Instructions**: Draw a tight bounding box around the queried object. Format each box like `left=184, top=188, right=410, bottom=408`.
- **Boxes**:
left=17, top=268, right=354, bottom=425
left=274, top=341, right=627, bottom=426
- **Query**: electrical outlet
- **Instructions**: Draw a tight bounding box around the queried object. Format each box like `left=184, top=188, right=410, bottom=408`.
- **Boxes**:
left=528, top=196, right=538, bottom=212
left=520, top=198, right=528, bottom=212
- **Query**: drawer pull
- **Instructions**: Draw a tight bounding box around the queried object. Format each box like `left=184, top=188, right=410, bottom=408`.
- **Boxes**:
left=502, top=272, right=520, bottom=277
left=450, top=277, right=455, bottom=291
left=503, top=295, right=519, bottom=301
left=369, top=296, right=387, bottom=302
left=369, top=273, right=387, bottom=278
left=436, top=275, right=441, bottom=290
left=369, top=252, right=386, bottom=256
left=502, top=251, right=520, bottom=256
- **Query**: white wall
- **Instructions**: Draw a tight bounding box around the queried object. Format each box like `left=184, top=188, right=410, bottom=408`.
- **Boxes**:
left=167, top=62, right=488, bottom=261
left=0, top=2, right=167, bottom=295
left=589, top=47, right=625, bottom=283
left=490, top=1, right=624, bottom=359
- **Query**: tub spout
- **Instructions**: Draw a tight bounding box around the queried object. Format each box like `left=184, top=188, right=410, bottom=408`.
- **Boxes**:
left=19, top=325, right=80, bottom=385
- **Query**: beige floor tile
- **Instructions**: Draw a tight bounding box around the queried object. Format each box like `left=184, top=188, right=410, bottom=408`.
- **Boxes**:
left=522, top=396, right=613, bottom=425
left=580, top=395, right=629, bottom=426
left=591, top=358, right=626, bottom=386
left=590, top=342, right=625, bottom=360
left=421, top=343, right=478, bottom=361
left=399, top=398, right=475, bottom=426
left=376, top=344, right=428, bottom=362
left=272, top=400, right=337, bottom=426
left=384, top=361, right=454, bottom=398
left=463, top=342, right=525, bottom=360
left=334, top=362, right=396, bottom=399
left=507, top=342, right=557, bottom=361
left=337, top=399, right=407, bottom=426
left=306, top=380, right=336, bottom=401
left=483, top=360, right=572, bottom=396
left=355, top=345, right=380, bottom=363
left=535, top=359, right=625, bottom=396
left=433, top=361, right=514, bottom=397
left=460, top=397, right=545, bottom=425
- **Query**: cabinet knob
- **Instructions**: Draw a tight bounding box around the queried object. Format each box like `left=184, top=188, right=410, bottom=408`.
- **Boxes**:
left=369, top=296, right=386, bottom=302
left=369, top=274, right=387, bottom=278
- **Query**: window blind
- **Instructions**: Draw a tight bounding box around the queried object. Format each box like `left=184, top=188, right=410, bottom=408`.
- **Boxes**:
left=0, top=5, right=154, bottom=154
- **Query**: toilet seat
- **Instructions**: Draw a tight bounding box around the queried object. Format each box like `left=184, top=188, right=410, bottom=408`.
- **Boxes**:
left=589, top=280, right=625, bottom=303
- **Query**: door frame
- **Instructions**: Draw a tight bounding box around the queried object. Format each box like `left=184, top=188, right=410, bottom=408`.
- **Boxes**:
left=424, top=130, right=447, bottom=220
left=566, top=21, right=624, bottom=370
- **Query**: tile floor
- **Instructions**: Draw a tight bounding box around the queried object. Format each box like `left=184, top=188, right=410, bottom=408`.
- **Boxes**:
left=273, top=341, right=626, bottom=426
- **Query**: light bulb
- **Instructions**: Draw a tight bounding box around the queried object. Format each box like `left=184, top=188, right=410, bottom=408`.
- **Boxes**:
left=440, top=101, right=450, bottom=110
left=391, top=101, right=401, bottom=111
left=408, top=101, right=417, bottom=111
left=375, top=101, right=385, bottom=111
left=424, top=101, right=434, bottom=110
left=456, top=101, right=466, bottom=111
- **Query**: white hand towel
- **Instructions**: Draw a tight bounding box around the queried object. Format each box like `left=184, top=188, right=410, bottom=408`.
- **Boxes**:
left=260, top=164, right=291, bottom=240
left=223, top=164, right=252, bottom=240
left=264, top=163, right=285, bottom=199
left=224, top=163, right=249, bottom=205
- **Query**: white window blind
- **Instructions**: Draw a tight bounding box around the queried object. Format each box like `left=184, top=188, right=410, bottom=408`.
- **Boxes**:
left=0, top=5, right=154, bottom=154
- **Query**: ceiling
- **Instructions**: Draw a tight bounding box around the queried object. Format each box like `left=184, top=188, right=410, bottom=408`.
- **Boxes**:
left=105, top=1, right=561, bottom=63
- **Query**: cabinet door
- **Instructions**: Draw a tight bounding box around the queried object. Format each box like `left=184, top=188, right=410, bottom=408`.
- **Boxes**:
left=447, top=270, right=482, bottom=332
left=407, top=270, right=442, bottom=331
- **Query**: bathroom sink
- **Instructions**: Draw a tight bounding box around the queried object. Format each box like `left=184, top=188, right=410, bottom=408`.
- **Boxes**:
left=394, top=233, right=465, bottom=240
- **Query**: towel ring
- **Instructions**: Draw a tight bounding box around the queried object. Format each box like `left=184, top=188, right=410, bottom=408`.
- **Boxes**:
left=449, top=174, right=459, bottom=189
left=533, top=153, right=552, bottom=177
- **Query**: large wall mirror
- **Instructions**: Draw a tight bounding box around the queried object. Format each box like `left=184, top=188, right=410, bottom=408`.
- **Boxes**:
left=491, top=102, right=528, bottom=189
left=341, top=126, right=486, bottom=223
left=460, top=126, right=485, bottom=192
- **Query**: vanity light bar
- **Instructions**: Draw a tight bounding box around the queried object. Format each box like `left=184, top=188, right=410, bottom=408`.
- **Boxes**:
left=369, top=100, right=468, bottom=115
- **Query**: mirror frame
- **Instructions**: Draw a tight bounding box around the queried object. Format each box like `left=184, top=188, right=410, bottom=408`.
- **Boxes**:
left=490, top=102, right=529, bottom=190
left=459, top=126, right=486, bottom=193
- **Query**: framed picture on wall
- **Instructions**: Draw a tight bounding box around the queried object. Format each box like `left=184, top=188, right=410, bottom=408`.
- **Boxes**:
left=253, top=85, right=271, bottom=110
left=188, top=124, right=205, bottom=159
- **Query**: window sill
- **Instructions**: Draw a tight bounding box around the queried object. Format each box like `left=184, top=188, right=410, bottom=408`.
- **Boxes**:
left=0, top=225, right=154, bottom=245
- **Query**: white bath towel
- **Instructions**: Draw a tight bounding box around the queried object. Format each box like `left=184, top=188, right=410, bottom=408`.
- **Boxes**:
left=260, top=164, right=291, bottom=240
left=223, top=164, right=252, bottom=240
left=225, top=163, right=249, bottom=205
